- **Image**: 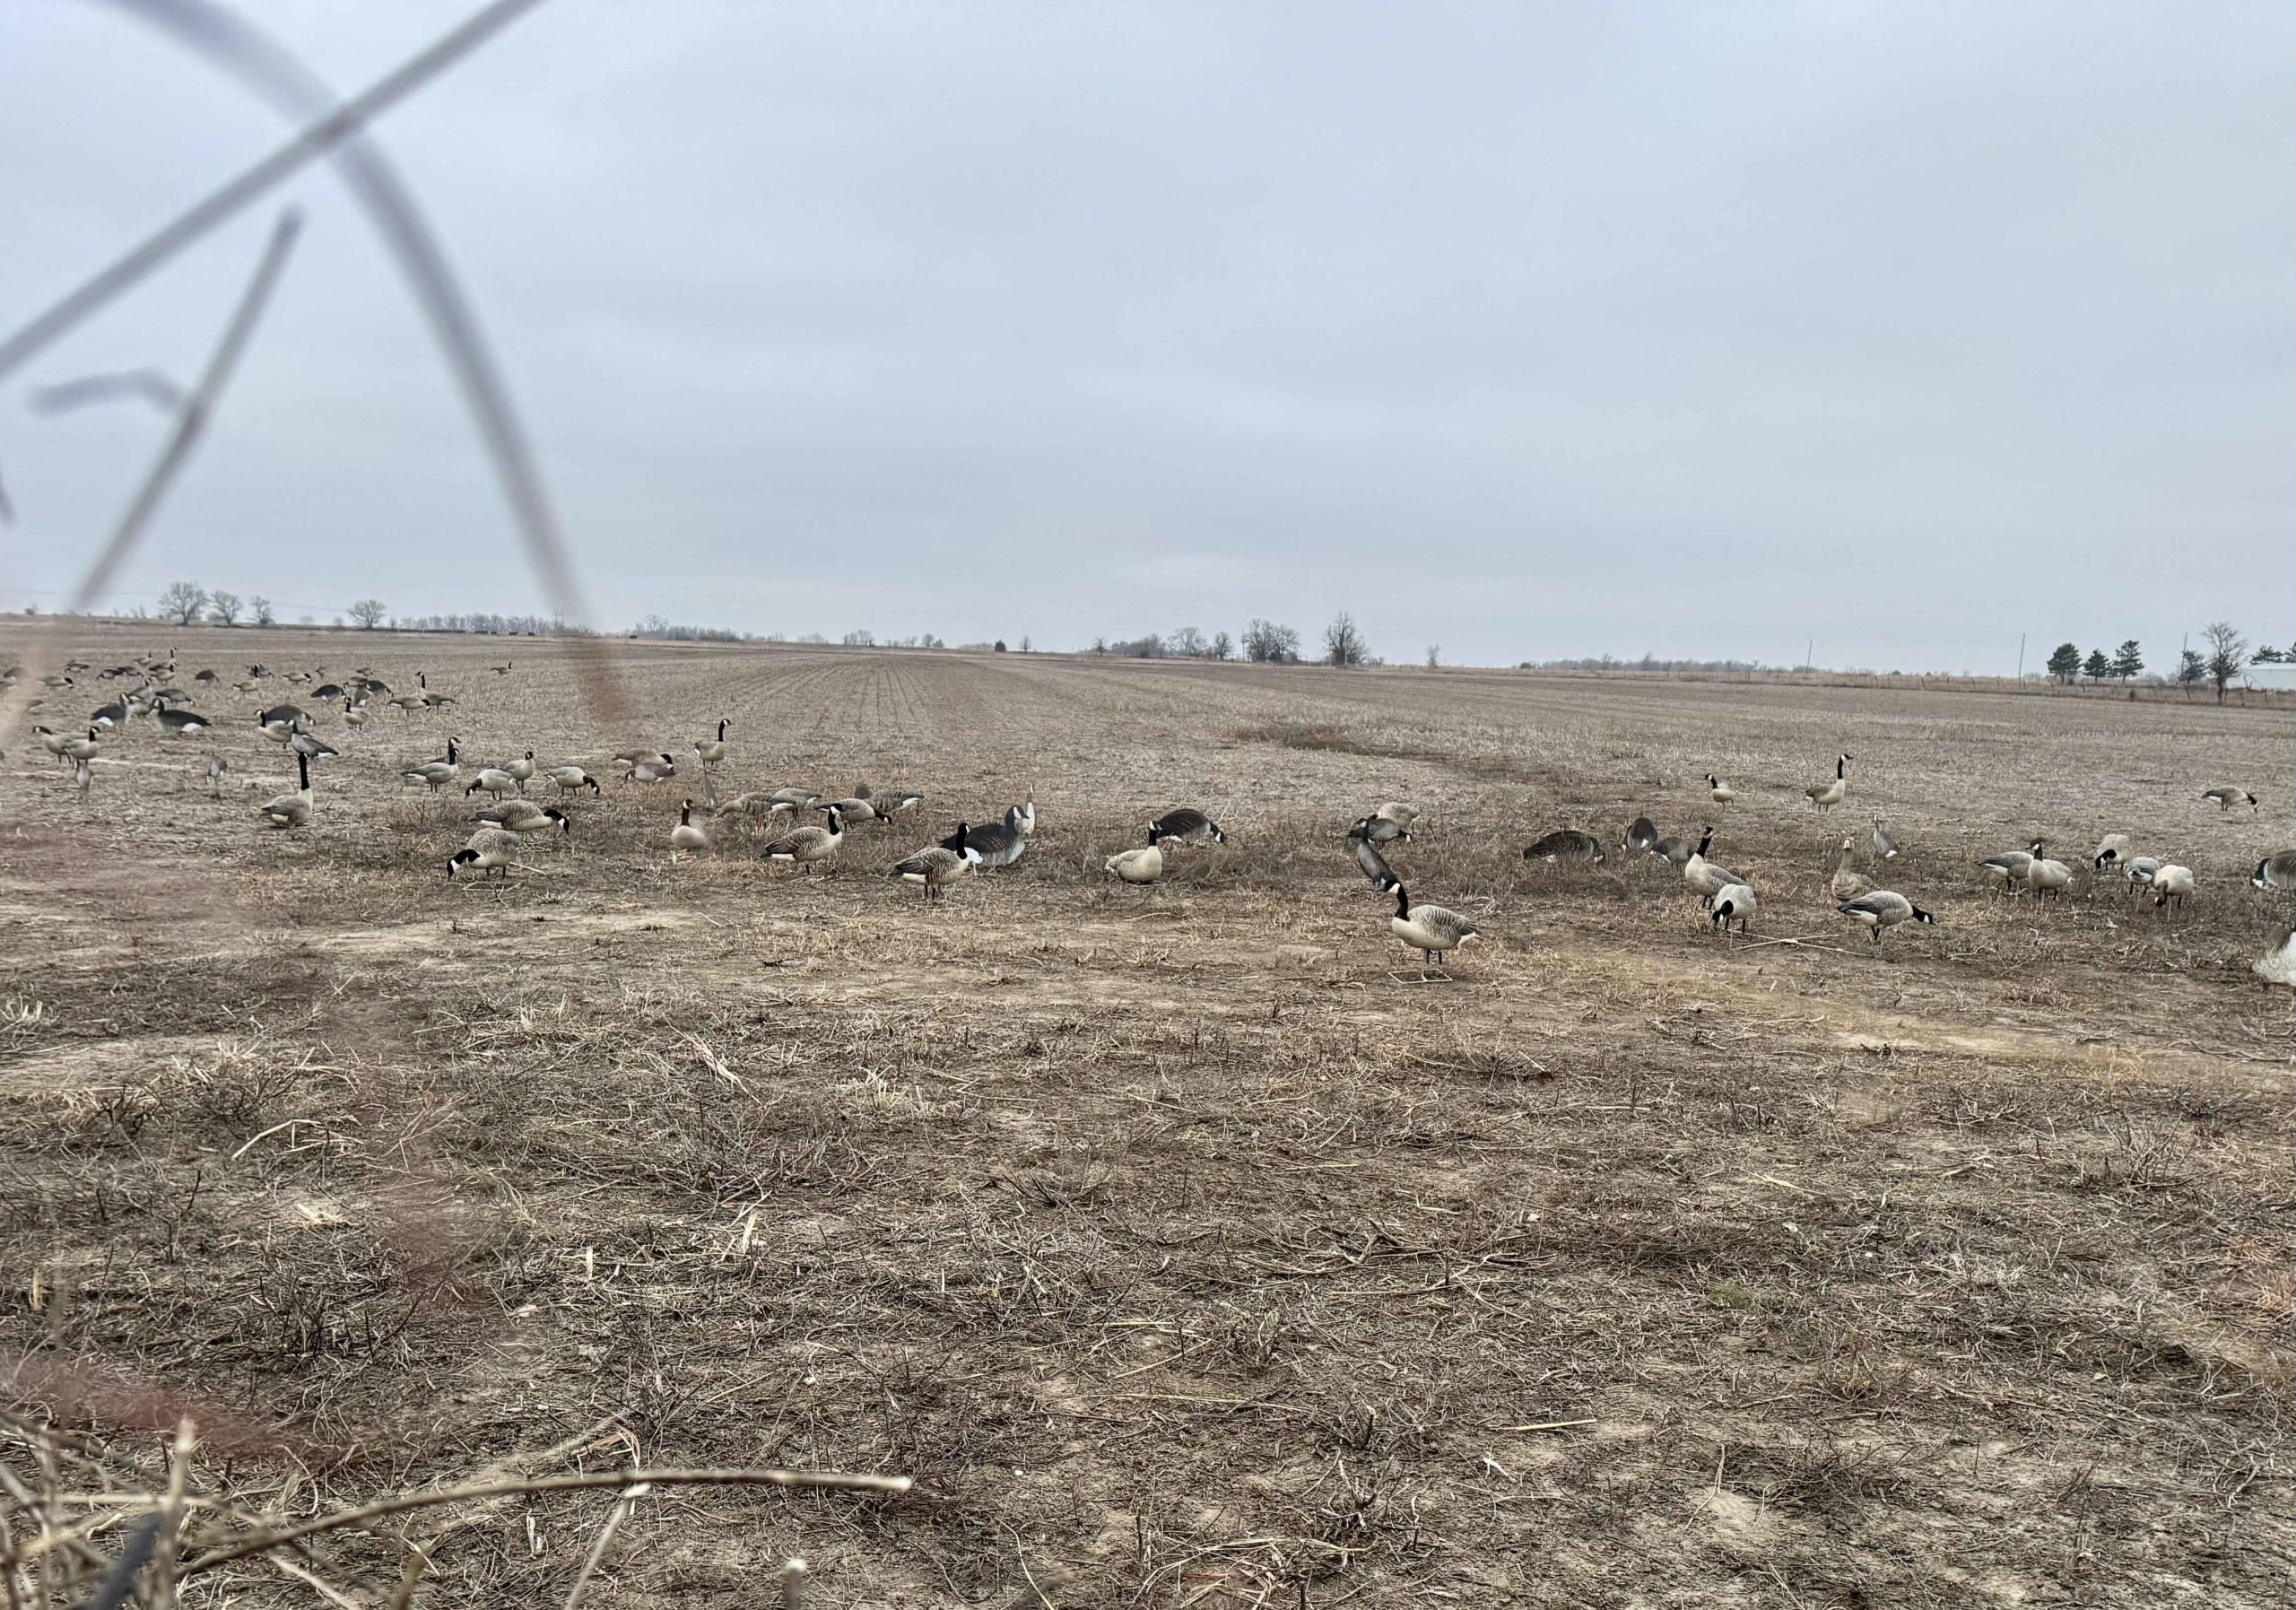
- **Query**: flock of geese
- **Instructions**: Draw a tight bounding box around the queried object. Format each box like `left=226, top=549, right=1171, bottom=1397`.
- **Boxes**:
left=13, top=654, right=2293, bottom=982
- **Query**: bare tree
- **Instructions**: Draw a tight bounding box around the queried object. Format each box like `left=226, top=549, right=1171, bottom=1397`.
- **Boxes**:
left=1425, top=645, right=1440, bottom=669
left=208, top=589, right=242, bottom=626
left=2201, top=621, right=2247, bottom=703
left=1209, top=630, right=1232, bottom=661
left=348, top=597, right=388, bottom=630
left=1169, top=625, right=1207, bottom=657
left=1242, top=619, right=1300, bottom=663
left=250, top=595, right=275, bottom=626
left=1324, top=612, right=1370, bottom=667
left=157, top=579, right=208, bottom=625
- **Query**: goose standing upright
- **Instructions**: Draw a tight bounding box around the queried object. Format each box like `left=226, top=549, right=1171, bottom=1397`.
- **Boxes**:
left=257, top=752, right=312, bottom=829
left=1869, top=816, right=1899, bottom=861
left=1708, top=775, right=1735, bottom=807
left=892, top=823, right=972, bottom=902
left=1387, top=884, right=1479, bottom=967
left=1805, top=753, right=1851, bottom=809
left=761, top=804, right=845, bottom=875
left=1829, top=838, right=1871, bottom=901
left=669, top=800, right=709, bottom=860
left=402, top=738, right=461, bottom=793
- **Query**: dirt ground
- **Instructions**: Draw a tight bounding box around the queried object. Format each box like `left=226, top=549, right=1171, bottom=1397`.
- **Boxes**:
left=2, top=624, right=2291, bottom=1607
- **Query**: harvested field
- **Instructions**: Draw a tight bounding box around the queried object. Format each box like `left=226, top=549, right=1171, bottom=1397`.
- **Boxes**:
left=3, top=623, right=2291, bottom=1607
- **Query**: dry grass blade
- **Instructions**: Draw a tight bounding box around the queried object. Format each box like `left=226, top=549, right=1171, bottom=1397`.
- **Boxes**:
left=559, top=1481, right=648, bottom=1610
left=144, top=1419, right=194, bottom=1608
left=180, top=1466, right=910, bottom=1577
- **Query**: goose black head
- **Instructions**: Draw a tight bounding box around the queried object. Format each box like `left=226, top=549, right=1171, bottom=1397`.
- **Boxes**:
left=546, top=808, right=571, bottom=832
left=446, top=849, right=480, bottom=879
left=1910, top=906, right=1936, bottom=925
left=584, top=777, right=602, bottom=794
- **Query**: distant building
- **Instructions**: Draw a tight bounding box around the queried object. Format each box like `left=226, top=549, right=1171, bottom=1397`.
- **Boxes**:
left=2241, top=663, right=2296, bottom=692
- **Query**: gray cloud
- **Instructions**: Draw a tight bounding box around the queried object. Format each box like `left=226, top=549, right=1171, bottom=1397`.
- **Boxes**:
left=1, top=1, right=2286, bottom=666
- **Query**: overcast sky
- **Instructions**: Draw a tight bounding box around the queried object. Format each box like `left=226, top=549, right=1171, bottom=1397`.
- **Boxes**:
left=0, top=1, right=2287, bottom=669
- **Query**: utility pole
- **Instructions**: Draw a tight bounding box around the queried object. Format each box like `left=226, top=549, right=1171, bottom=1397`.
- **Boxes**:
left=2016, top=633, right=2025, bottom=680
left=1805, top=638, right=1813, bottom=672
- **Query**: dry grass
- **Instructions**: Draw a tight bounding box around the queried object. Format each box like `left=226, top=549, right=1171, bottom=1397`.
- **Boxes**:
left=2, top=624, right=2291, bottom=1606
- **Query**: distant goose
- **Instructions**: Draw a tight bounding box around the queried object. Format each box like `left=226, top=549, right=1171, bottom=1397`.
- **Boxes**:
left=2027, top=854, right=2075, bottom=901
left=2201, top=787, right=2259, bottom=814
left=1870, top=816, right=1899, bottom=861
left=1649, top=826, right=1704, bottom=867
left=1682, top=829, right=1739, bottom=902
left=1709, top=883, right=1756, bottom=936
left=1805, top=753, right=1851, bottom=809
left=74, top=755, right=91, bottom=796
left=474, top=799, right=571, bottom=840
left=91, top=700, right=127, bottom=729
left=61, top=728, right=100, bottom=763
left=155, top=705, right=212, bottom=736
left=630, top=753, right=678, bottom=785
left=507, top=752, right=535, bottom=792
left=1387, top=885, right=1479, bottom=966
left=447, top=827, right=524, bottom=879
left=2150, top=864, right=2195, bottom=914
left=762, top=804, right=845, bottom=874
left=669, top=800, right=709, bottom=859
left=287, top=724, right=337, bottom=761
left=257, top=703, right=309, bottom=729
left=1523, top=829, right=1605, bottom=864
left=2255, top=929, right=2296, bottom=988
left=311, top=683, right=344, bottom=701
left=2253, top=851, right=2296, bottom=892
left=892, top=822, right=971, bottom=901
left=344, top=702, right=370, bottom=729
left=767, top=786, right=822, bottom=813
left=2121, top=857, right=2161, bottom=895
left=1838, top=891, right=1937, bottom=946
left=1622, top=816, right=1658, bottom=855
left=1979, top=839, right=2043, bottom=894
left=2092, top=832, right=2133, bottom=872
left=258, top=716, right=295, bottom=746
left=875, top=787, right=926, bottom=814
left=547, top=766, right=604, bottom=796
left=257, top=752, right=312, bottom=829
left=1830, top=837, right=1872, bottom=901
left=822, top=794, right=881, bottom=824
left=465, top=768, right=519, bottom=800
left=1352, top=831, right=1400, bottom=892
left=695, top=718, right=730, bottom=766
left=1152, top=807, right=1227, bottom=845
left=1105, top=827, right=1164, bottom=886
left=205, top=753, right=228, bottom=796
left=1708, top=775, right=1735, bottom=806
left=402, top=737, right=461, bottom=793
left=1347, top=814, right=1406, bottom=848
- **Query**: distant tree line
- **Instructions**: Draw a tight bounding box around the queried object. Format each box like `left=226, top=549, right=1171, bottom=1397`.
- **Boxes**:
left=1528, top=653, right=1769, bottom=673
left=2042, top=622, right=2274, bottom=702
left=1087, top=614, right=1376, bottom=667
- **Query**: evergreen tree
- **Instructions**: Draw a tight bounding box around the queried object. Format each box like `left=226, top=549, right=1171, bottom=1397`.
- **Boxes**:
left=2082, top=648, right=2110, bottom=682
left=2045, top=642, right=2081, bottom=683
left=2110, top=639, right=2143, bottom=680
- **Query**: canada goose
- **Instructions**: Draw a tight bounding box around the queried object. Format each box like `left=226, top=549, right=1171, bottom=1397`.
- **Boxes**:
left=231, top=679, right=260, bottom=694
left=91, top=700, right=127, bottom=729
left=2122, top=857, right=2161, bottom=896
left=2255, top=929, right=2296, bottom=988
left=1979, top=840, right=2044, bottom=894
left=257, top=703, right=308, bottom=729
left=61, top=728, right=100, bottom=763
left=194, top=669, right=217, bottom=684
left=1682, top=829, right=1739, bottom=902
left=257, top=752, right=312, bottom=829
left=258, top=716, right=295, bottom=746
left=2251, top=851, right=2296, bottom=892
left=1352, top=831, right=1400, bottom=892
left=766, top=786, right=822, bottom=813
left=630, top=753, right=678, bottom=785
left=34, top=726, right=71, bottom=765
left=1830, top=838, right=1872, bottom=901
left=465, top=768, right=519, bottom=801
left=762, top=804, right=845, bottom=875
left=1805, top=754, right=1851, bottom=809
left=1106, top=827, right=1164, bottom=886
left=949, top=803, right=1029, bottom=869
left=1709, top=883, right=1756, bottom=936
left=473, top=799, right=571, bottom=840
left=447, top=827, right=524, bottom=880
left=1523, top=829, right=1605, bottom=864
left=2151, top=864, right=2195, bottom=914
left=1013, top=794, right=1037, bottom=836
left=205, top=753, right=228, bottom=796
left=1838, top=891, right=1937, bottom=946
left=1870, top=816, right=1899, bottom=861
left=39, top=673, right=73, bottom=690
left=507, top=752, right=535, bottom=792
left=1622, top=816, right=1658, bottom=855
left=1152, top=807, right=1227, bottom=845
left=491, top=661, right=512, bottom=675
left=875, top=788, right=925, bottom=815
left=2201, top=787, right=2259, bottom=814
left=1648, top=826, right=1702, bottom=867
left=822, top=795, right=881, bottom=825
left=1374, top=803, right=1420, bottom=829
left=1347, top=814, right=1406, bottom=848
left=154, top=705, right=213, bottom=736
left=1388, top=884, right=1479, bottom=966
left=669, top=800, right=709, bottom=859
left=2027, top=855, right=2075, bottom=901
left=402, top=738, right=461, bottom=793
left=2092, top=832, right=2133, bottom=872
left=548, top=766, right=604, bottom=796
left=892, top=823, right=972, bottom=901
left=1708, top=775, right=1735, bottom=806
left=694, top=719, right=730, bottom=766
left=288, top=724, right=337, bottom=761
left=344, top=701, right=370, bottom=729
left=311, top=683, right=344, bottom=702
